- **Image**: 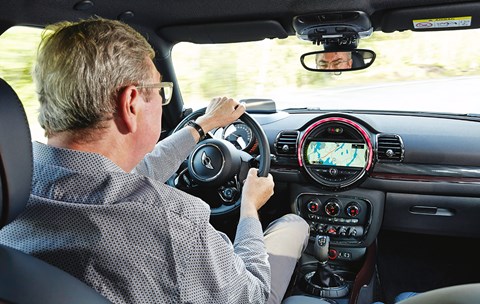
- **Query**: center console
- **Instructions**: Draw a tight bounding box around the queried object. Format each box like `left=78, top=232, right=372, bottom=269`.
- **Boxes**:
left=287, top=185, right=384, bottom=303
left=274, top=115, right=386, bottom=303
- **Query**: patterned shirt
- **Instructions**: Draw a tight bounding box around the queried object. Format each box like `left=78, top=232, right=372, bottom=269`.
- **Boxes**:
left=0, top=128, right=270, bottom=303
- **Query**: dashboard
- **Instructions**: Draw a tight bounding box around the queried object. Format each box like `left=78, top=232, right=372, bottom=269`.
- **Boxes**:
left=240, top=110, right=480, bottom=258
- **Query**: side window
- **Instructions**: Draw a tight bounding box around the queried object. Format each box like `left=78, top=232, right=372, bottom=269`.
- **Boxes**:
left=0, top=26, right=45, bottom=142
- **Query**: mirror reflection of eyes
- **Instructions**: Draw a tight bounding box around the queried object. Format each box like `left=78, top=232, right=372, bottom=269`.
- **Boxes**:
left=316, top=60, right=351, bottom=69
left=301, top=49, right=376, bottom=72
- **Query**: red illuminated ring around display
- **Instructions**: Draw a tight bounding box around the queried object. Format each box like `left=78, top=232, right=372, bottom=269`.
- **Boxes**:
left=297, top=117, right=374, bottom=171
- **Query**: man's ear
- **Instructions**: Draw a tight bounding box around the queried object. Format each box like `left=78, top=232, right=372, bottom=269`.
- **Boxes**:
left=117, top=85, right=140, bottom=134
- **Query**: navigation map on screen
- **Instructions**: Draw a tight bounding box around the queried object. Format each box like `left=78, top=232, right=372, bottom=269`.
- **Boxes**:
left=306, top=141, right=367, bottom=167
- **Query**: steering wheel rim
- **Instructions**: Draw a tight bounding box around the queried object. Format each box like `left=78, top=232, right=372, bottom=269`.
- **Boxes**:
left=171, top=107, right=270, bottom=216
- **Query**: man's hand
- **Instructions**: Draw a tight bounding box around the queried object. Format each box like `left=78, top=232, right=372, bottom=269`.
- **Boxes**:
left=240, top=168, right=274, bottom=219
left=195, top=97, right=246, bottom=133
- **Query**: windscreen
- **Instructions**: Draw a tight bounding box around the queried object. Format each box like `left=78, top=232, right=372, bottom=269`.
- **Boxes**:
left=173, top=29, right=480, bottom=115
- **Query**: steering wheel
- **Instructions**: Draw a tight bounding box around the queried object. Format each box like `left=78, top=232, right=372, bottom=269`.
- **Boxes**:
left=169, top=108, right=270, bottom=216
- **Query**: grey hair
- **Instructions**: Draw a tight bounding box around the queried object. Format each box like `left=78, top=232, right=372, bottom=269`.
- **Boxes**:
left=34, top=18, right=155, bottom=137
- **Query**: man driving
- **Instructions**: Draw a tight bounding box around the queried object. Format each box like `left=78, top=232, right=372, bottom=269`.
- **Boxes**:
left=0, top=18, right=309, bottom=304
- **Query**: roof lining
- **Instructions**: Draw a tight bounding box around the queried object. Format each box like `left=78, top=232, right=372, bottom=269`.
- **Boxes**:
left=159, top=20, right=288, bottom=44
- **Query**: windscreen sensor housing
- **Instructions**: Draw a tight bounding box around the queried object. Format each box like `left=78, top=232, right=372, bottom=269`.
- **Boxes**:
left=293, top=11, right=373, bottom=50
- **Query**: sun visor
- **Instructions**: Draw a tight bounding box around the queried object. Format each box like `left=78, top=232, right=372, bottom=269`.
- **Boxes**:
left=159, top=20, right=288, bottom=43
left=381, top=2, right=480, bottom=32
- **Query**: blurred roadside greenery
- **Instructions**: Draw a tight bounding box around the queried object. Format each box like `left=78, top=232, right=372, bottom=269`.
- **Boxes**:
left=2, top=25, right=480, bottom=142
left=0, top=26, right=44, bottom=141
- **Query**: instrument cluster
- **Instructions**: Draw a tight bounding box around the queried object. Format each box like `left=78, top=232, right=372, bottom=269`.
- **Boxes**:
left=212, top=121, right=256, bottom=152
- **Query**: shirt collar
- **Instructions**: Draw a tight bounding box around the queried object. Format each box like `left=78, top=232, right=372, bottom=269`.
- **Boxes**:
left=32, top=141, right=125, bottom=174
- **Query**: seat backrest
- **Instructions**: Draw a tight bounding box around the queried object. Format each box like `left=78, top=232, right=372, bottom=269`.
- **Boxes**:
left=0, top=78, right=111, bottom=304
left=0, top=78, right=32, bottom=228
left=351, top=51, right=366, bottom=69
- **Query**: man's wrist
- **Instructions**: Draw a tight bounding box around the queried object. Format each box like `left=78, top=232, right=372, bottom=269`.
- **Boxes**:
left=185, top=120, right=206, bottom=140
left=240, top=203, right=259, bottom=220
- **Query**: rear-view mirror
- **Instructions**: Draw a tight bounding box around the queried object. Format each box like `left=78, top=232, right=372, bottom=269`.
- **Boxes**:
left=301, top=49, right=376, bottom=72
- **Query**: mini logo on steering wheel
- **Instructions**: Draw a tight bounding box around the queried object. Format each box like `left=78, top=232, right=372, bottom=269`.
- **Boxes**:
left=201, top=151, right=214, bottom=170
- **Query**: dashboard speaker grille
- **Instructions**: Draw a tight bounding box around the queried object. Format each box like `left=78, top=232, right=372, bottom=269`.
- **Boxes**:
left=377, top=134, right=404, bottom=161
left=275, top=131, right=298, bottom=156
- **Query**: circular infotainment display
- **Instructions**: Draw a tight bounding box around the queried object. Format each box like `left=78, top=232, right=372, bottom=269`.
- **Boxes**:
left=298, top=117, right=373, bottom=190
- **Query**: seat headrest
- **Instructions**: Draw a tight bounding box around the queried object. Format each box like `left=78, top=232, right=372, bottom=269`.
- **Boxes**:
left=0, top=78, right=33, bottom=228
left=351, top=51, right=365, bottom=69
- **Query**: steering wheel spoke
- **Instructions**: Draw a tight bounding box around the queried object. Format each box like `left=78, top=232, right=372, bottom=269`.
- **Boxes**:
left=170, top=166, right=198, bottom=190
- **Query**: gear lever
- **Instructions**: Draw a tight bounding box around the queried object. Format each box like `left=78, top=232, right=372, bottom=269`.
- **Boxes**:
left=311, top=235, right=340, bottom=287
left=313, top=235, right=329, bottom=264
left=302, top=235, right=348, bottom=298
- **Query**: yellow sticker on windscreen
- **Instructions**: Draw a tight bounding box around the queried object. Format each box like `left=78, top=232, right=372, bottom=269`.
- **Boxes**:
left=413, top=16, right=472, bottom=29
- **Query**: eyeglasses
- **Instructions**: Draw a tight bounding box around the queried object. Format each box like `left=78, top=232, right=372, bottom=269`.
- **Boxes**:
left=136, top=82, right=174, bottom=106
left=316, top=60, right=350, bottom=69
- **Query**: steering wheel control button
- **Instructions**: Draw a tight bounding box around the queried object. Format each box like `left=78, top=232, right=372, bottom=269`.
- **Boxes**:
left=219, top=187, right=239, bottom=203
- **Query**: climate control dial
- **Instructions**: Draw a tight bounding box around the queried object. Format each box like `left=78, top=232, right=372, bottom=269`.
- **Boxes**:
left=307, top=199, right=321, bottom=213
left=346, top=202, right=361, bottom=217
left=324, top=199, right=341, bottom=217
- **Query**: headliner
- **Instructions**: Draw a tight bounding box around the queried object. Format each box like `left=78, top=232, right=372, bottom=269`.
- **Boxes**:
left=1, top=0, right=479, bottom=143
left=0, top=0, right=478, bottom=43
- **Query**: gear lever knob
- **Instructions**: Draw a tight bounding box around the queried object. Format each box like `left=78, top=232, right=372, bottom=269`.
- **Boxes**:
left=313, top=235, right=329, bottom=263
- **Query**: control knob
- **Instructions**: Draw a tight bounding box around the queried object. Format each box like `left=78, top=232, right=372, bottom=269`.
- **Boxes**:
left=324, top=199, right=341, bottom=217
left=307, top=199, right=321, bottom=213
left=346, top=202, right=361, bottom=217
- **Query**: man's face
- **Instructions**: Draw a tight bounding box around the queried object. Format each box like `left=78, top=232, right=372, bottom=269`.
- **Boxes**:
left=316, top=52, right=353, bottom=70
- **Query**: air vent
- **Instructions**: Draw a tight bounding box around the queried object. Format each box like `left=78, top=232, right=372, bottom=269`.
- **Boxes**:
left=275, top=131, right=299, bottom=156
left=377, top=134, right=404, bottom=161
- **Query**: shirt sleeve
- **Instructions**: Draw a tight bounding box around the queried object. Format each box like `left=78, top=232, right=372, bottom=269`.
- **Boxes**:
left=232, top=217, right=272, bottom=302
left=132, top=127, right=196, bottom=183
left=181, top=217, right=271, bottom=304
